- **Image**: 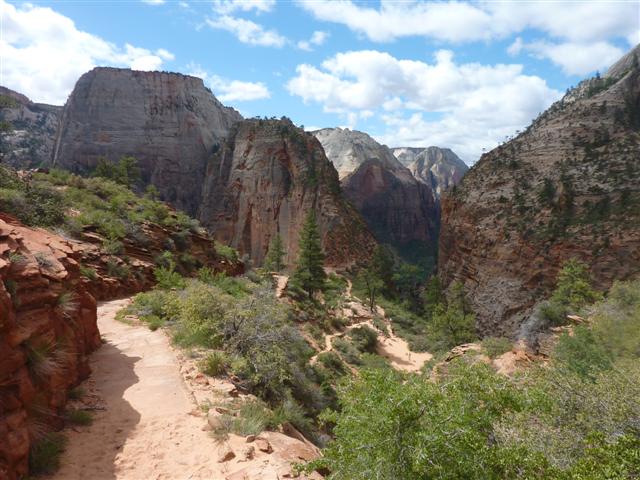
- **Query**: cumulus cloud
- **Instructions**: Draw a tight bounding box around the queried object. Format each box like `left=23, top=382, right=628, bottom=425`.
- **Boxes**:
left=287, top=49, right=561, bottom=162
left=206, top=15, right=286, bottom=47
left=0, top=0, right=174, bottom=105
left=298, top=0, right=639, bottom=48
left=187, top=64, right=270, bottom=102
left=517, top=41, right=625, bottom=76
left=212, top=0, right=275, bottom=14
left=297, top=30, right=329, bottom=51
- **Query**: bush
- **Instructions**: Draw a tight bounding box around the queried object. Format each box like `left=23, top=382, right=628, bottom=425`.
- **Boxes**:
left=66, top=408, right=93, bottom=426
left=79, top=264, right=97, bottom=280
left=106, top=258, right=130, bottom=279
left=481, top=336, right=513, bottom=359
left=29, top=432, right=68, bottom=475
left=200, top=351, right=228, bottom=377
left=317, top=351, right=347, bottom=377
left=348, top=325, right=378, bottom=353
left=333, top=337, right=362, bottom=365
left=214, top=241, right=239, bottom=262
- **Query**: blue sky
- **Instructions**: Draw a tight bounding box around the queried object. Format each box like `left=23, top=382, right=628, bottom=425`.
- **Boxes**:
left=2, top=0, right=639, bottom=163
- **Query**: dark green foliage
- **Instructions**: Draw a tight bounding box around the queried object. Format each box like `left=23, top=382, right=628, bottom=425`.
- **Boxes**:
left=538, top=178, right=556, bottom=207
left=553, top=326, right=612, bottom=380
left=199, top=351, right=229, bottom=376
left=347, top=326, right=378, bottom=353
left=354, top=265, right=383, bottom=311
left=93, top=155, right=141, bottom=188
left=481, top=337, right=513, bottom=359
left=29, top=433, right=67, bottom=475
left=214, top=241, right=239, bottom=262
left=66, top=408, right=93, bottom=426
left=263, top=234, right=286, bottom=272
left=290, top=211, right=326, bottom=298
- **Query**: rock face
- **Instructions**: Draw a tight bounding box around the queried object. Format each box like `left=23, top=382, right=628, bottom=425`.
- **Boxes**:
left=0, top=87, right=61, bottom=169
left=52, top=67, right=242, bottom=215
left=438, top=46, right=640, bottom=337
left=313, top=128, right=437, bottom=259
left=198, top=119, right=376, bottom=266
left=0, top=217, right=101, bottom=479
left=392, top=147, right=468, bottom=198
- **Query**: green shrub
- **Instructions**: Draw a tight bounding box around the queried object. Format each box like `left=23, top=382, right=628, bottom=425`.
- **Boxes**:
left=271, top=396, right=312, bottom=436
left=481, top=337, right=513, bottom=359
left=68, top=387, right=85, bottom=400
left=214, top=241, right=239, bottom=262
left=200, top=351, right=228, bottom=376
left=333, top=337, right=362, bottom=365
left=66, top=408, right=93, bottom=426
left=231, top=400, right=273, bottom=436
left=105, top=258, right=130, bottom=280
left=79, top=264, right=97, bottom=280
left=317, top=351, right=346, bottom=377
left=29, top=432, right=67, bottom=475
left=348, top=325, right=378, bottom=353
left=154, top=265, right=186, bottom=290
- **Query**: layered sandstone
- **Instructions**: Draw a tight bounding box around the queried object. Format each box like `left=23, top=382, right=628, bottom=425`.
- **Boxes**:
left=313, top=128, right=437, bottom=258
left=438, top=45, right=640, bottom=337
left=392, top=146, right=468, bottom=198
left=52, top=67, right=242, bottom=214
left=0, top=87, right=61, bottom=169
left=0, top=218, right=101, bottom=479
left=198, top=119, right=376, bottom=266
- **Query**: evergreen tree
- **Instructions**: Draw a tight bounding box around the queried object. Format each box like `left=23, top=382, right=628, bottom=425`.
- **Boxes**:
left=290, top=211, right=326, bottom=297
left=264, top=234, right=286, bottom=272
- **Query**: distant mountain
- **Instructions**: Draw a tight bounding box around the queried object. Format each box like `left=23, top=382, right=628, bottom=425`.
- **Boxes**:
left=314, top=128, right=438, bottom=263
left=392, top=147, right=468, bottom=198
left=438, top=44, right=640, bottom=337
left=0, top=86, right=61, bottom=168
left=44, top=68, right=373, bottom=267
left=198, top=119, right=376, bottom=267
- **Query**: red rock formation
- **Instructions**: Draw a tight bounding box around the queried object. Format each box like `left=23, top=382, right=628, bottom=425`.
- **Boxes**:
left=198, top=119, right=376, bottom=267
left=0, top=218, right=101, bottom=479
left=438, top=46, right=640, bottom=337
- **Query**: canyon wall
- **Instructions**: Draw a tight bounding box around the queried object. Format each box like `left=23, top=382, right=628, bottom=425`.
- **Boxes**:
left=438, top=46, right=640, bottom=337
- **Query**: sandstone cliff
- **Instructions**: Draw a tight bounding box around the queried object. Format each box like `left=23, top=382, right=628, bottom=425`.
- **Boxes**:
left=392, top=147, right=468, bottom=198
left=52, top=67, right=242, bottom=214
left=0, top=87, right=61, bottom=169
left=0, top=217, right=101, bottom=479
left=438, top=45, right=640, bottom=337
left=198, top=119, right=376, bottom=267
left=313, top=128, right=437, bottom=261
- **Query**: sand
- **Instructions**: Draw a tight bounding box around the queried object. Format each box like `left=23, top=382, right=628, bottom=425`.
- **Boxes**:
left=51, top=298, right=230, bottom=480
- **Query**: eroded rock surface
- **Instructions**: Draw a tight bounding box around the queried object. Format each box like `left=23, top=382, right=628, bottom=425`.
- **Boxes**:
left=0, top=87, right=61, bottom=169
left=392, top=146, right=468, bottom=198
left=52, top=67, right=242, bottom=215
left=438, top=46, right=640, bottom=337
left=199, top=119, right=376, bottom=266
left=314, top=128, right=437, bottom=257
left=0, top=218, right=101, bottom=479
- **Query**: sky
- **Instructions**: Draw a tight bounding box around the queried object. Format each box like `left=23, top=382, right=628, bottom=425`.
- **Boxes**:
left=1, top=0, right=639, bottom=164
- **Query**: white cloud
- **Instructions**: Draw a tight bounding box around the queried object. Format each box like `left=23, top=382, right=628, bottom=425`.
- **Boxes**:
left=287, top=49, right=561, bottom=162
left=212, top=0, right=275, bottom=15
left=298, top=0, right=639, bottom=47
left=187, top=64, right=270, bottom=102
left=141, top=0, right=165, bottom=4
left=297, top=30, right=329, bottom=51
left=0, top=0, right=174, bottom=105
left=206, top=15, right=286, bottom=47
left=519, top=41, right=625, bottom=76
left=507, top=37, right=523, bottom=56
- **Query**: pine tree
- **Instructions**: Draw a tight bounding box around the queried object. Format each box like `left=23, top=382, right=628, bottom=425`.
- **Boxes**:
left=264, top=234, right=286, bottom=272
left=290, top=211, right=326, bottom=297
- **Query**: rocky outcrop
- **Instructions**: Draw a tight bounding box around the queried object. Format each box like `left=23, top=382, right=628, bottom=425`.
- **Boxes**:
left=392, top=147, right=468, bottom=198
left=0, top=87, right=61, bottom=169
left=198, top=119, right=376, bottom=266
left=52, top=67, right=242, bottom=215
left=313, top=128, right=437, bottom=259
left=0, top=218, right=101, bottom=480
left=438, top=45, right=640, bottom=337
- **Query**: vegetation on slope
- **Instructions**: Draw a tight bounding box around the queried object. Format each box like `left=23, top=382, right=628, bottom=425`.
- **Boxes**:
left=310, top=273, right=640, bottom=479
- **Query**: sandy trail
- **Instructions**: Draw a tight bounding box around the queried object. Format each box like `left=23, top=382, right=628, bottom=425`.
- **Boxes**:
left=52, top=298, right=229, bottom=480
left=309, top=278, right=432, bottom=372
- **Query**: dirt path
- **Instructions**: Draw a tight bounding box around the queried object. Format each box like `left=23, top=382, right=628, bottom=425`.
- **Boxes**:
left=52, top=298, right=230, bottom=480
